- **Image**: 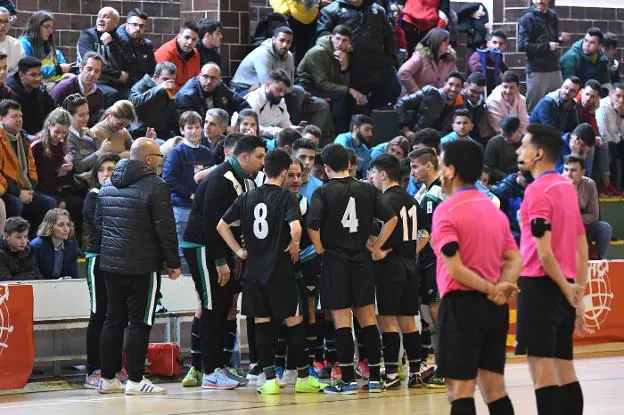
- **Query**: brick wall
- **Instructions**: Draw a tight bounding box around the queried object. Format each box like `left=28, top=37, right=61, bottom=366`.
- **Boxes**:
left=11, top=0, right=180, bottom=62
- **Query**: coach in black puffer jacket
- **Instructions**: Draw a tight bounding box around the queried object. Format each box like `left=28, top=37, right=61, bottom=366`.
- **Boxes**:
left=95, top=141, right=180, bottom=275
left=396, top=85, right=464, bottom=135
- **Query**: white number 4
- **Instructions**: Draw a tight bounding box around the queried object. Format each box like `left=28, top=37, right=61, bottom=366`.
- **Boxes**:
left=341, top=197, right=359, bottom=233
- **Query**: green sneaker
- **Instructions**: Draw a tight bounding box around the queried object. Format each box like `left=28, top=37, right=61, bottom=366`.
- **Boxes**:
left=257, top=378, right=280, bottom=395
left=397, top=361, right=408, bottom=381
left=295, top=376, right=328, bottom=393
left=181, top=366, right=202, bottom=387
left=423, top=368, right=446, bottom=389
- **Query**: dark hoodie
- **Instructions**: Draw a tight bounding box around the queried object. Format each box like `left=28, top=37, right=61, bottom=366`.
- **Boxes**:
left=95, top=159, right=180, bottom=275
left=116, top=24, right=156, bottom=85
left=0, top=237, right=42, bottom=281
left=77, top=27, right=130, bottom=87
left=517, top=6, right=561, bottom=73
left=5, top=72, right=55, bottom=135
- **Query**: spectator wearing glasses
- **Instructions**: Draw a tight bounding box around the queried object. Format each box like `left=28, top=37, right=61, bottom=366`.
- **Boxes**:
left=116, top=9, right=156, bottom=86
left=0, top=6, right=23, bottom=73
left=30, top=208, right=79, bottom=280
left=90, top=100, right=137, bottom=159
left=175, top=62, right=248, bottom=120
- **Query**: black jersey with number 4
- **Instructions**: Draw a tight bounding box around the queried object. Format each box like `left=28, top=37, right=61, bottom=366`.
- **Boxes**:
left=308, top=177, right=395, bottom=260
left=381, top=185, right=428, bottom=260
left=222, top=184, right=301, bottom=284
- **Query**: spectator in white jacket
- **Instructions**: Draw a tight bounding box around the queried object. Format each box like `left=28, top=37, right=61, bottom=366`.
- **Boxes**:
left=486, top=71, right=529, bottom=134
left=241, top=68, right=294, bottom=139
left=595, top=83, right=624, bottom=194
left=0, top=7, right=23, bottom=73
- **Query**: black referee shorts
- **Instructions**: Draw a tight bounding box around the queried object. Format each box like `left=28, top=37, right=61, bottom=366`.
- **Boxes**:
left=515, top=276, right=576, bottom=360
left=374, top=256, right=420, bottom=316
left=320, top=250, right=375, bottom=310
left=437, top=291, right=509, bottom=380
left=183, top=246, right=233, bottom=315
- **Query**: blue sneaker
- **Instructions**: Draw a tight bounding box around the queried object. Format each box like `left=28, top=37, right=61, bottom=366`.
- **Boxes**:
left=323, top=379, right=358, bottom=395
left=201, top=368, right=239, bottom=390
left=275, top=366, right=284, bottom=379
left=308, top=366, right=320, bottom=379
left=367, top=380, right=384, bottom=393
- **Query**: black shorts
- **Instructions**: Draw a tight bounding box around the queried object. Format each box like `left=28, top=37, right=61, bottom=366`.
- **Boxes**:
left=419, top=263, right=439, bottom=305
left=320, top=250, right=375, bottom=310
left=183, top=246, right=234, bottom=315
left=514, top=277, right=575, bottom=360
left=299, top=257, right=321, bottom=298
left=375, top=256, right=420, bottom=316
left=436, top=291, right=509, bottom=380
left=242, top=257, right=302, bottom=321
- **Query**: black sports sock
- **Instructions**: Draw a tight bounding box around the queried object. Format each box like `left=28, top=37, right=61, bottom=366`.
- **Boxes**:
left=255, top=322, right=277, bottom=380
left=200, top=310, right=225, bottom=374
left=287, top=323, right=308, bottom=378
left=487, top=395, right=514, bottom=415
left=353, top=318, right=367, bottom=361
left=334, top=327, right=355, bottom=383
left=535, top=385, right=561, bottom=415
left=222, top=319, right=237, bottom=367
left=275, top=324, right=288, bottom=368
left=451, top=398, right=476, bottom=415
left=421, top=319, right=432, bottom=358
left=381, top=332, right=400, bottom=375
left=402, top=331, right=422, bottom=373
left=324, top=320, right=337, bottom=363
left=246, top=318, right=257, bottom=364
left=360, top=324, right=382, bottom=381
left=306, top=323, right=317, bottom=366
left=314, top=315, right=325, bottom=363
left=191, top=316, right=202, bottom=369
left=560, top=381, right=583, bottom=415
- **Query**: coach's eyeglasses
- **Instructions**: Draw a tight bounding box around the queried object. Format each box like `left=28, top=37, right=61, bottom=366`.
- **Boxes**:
left=147, top=153, right=164, bottom=158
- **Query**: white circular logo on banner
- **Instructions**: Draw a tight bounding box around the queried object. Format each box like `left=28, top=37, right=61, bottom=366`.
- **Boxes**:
left=0, top=285, right=14, bottom=356
left=584, top=261, right=615, bottom=330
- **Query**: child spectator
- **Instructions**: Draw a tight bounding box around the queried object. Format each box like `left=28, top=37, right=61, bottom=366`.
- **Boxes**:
left=233, top=108, right=259, bottom=136
left=0, top=216, right=41, bottom=281
left=31, top=208, right=79, bottom=279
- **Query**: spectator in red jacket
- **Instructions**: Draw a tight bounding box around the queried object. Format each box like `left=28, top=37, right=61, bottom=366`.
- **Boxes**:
left=155, top=22, right=200, bottom=92
left=399, top=0, right=449, bottom=57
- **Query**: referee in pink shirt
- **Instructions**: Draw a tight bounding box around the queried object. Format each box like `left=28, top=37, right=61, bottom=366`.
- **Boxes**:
left=431, top=140, right=522, bottom=415
left=516, top=124, right=589, bottom=415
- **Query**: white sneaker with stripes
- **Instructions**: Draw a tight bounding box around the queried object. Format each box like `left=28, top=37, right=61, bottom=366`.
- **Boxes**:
left=125, top=377, right=166, bottom=395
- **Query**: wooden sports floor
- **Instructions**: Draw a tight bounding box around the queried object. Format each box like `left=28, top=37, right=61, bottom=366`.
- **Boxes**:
left=1, top=352, right=622, bottom=415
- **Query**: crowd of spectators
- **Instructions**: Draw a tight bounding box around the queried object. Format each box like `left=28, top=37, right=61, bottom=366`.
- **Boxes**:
left=1, top=0, right=623, bottom=281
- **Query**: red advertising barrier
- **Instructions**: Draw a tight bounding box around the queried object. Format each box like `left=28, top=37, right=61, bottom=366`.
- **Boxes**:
left=508, top=260, right=624, bottom=348
left=0, top=283, right=34, bottom=390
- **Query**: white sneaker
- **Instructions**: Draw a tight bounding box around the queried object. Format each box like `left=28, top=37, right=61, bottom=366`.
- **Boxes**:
left=125, top=377, right=166, bottom=395
left=98, top=377, right=125, bottom=394
left=256, top=372, right=266, bottom=387
left=278, top=369, right=297, bottom=387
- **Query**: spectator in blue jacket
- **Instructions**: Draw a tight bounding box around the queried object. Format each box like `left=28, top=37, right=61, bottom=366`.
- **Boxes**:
left=30, top=208, right=79, bottom=279
left=370, top=136, right=410, bottom=161
left=116, top=8, right=156, bottom=85
left=334, top=114, right=374, bottom=179
left=492, top=171, right=531, bottom=245
left=529, top=76, right=581, bottom=136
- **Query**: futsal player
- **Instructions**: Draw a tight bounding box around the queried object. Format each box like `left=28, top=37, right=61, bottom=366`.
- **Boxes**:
left=217, top=149, right=328, bottom=395
left=515, top=124, right=589, bottom=415
left=368, top=155, right=431, bottom=389
left=308, top=144, right=398, bottom=394
left=432, top=139, right=522, bottom=414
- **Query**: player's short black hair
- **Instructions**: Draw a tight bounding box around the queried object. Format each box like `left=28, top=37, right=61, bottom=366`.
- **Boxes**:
left=572, top=123, right=597, bottom=147
left=349, top=114, right=374, bottom=131
left=370, top=154, right=401, bottom=182
left=3, top=216, right=30, bottom=235
left=276, top=127, right=301, bottom=149
left=525, top=124, right=564, bottom=163
left=233, top=134, right=265, bottom=156
left=584, top=79, right=602, bottom=93
left=466, top=72, right=486, bottom=86
left=346, top=148, right=357, bottom=168
left=441, top=140, right=484, bottom=184
left=264, top=148, right=292, bottom=178
left=586, top=27, right=603, bottom=43
left=452, top=108, right=472, bottom=122
left=501, top=70, right=520, bottom=85
left=500, top=116, right=520, bottom=135
left=564, top=154, right=585, bottom=169
left=292, top=138, right=317, bottom=153
left=410, top=128, right=440, bottom=150
left=321, top=144, right=349, bottom=172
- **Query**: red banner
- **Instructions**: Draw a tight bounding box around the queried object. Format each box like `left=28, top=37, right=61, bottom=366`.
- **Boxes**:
left=508, top=260, right=624, bottom=348
left=0, top=283, right=34, bottom=390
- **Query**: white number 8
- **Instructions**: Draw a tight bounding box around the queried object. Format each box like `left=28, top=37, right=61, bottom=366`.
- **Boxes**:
left=253, top=203, right=269, bottom=239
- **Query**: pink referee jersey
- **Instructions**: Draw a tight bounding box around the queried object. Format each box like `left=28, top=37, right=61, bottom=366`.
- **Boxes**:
left=519, top=171, right=585, bottom=279
left=432, top=188, right=518, bottom=298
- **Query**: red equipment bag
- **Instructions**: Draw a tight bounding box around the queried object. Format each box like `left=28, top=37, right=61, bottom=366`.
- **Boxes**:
left=145, top=342, right=181, bottom=377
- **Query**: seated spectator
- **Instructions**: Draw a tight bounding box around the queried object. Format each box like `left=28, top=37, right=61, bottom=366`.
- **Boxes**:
left=202, top=108, right=229, bottom=164
left=480, top=165, right=491, bottom=188
left=461, top=72, right=488, bottom=143
left=603, top=32, right=621, bottom=85
left=155, top=21, right=200, bottom=91
left=5, top=57, right=55, bottom=136
left=575, top=79, right=602, bottom=176
left=63, top=94, right=102, bottom=174
left=175, top=62, right=248, bottom=119
left=116, top=8, right=156, bottom=85
left=77, top=7, right=132, bottom=103
left=398, top=28, right=457, bottom=96
left=492, top=171, right=531, bottom=245
left=440, top=109, right=475, bottom=145
left=465, top=29, right=508, bottom=94
left=242, top=68, right=294, bottom=139
left=128, top=61, right=178, bottom=139
left=0, top=100, right=56, bottom=235
left=31, top=108, right=85, bottom=239
left=19, top=11, right=70, bottom=83
left=270, top=0, right=319, bottom=64
left=485, top=116, right=522, bottom=184
left=30, top=208, right=79, bottom=279
left=0, top=7, right=23, bottom=73
left=486, top=70, right=528, bottom=135
left=529, top=76, right=581, bottom=136
left=556, top=123, right=596, bottom=173
left=233, top=108, right=259, bottom=136
left=0, top=216, right=41, bottom=281
left=265, top=127, right=301, bottom=153
left=0, top=51, right=17, bottom=101
left=90, top=100, right=136, bottom=159
left=370, top=136, right=410, bottom=161
left=162, top=111, right=212, bottom=270
left=196, top=19, right=223, bottom=67
left=334, top=114, right=374, bottom=178
left=50, top=52, right=106, bottom=124
left=397, top=71, right=465, bottom=138
left=560, top=27, right=609, bottom=86
left=296, top=25, right=364, bottom=132
left=596, top=83, right=624, bottom=195
left=302, top=124, right=322, bottom=145
left=562, top=154, right=612, bottom=259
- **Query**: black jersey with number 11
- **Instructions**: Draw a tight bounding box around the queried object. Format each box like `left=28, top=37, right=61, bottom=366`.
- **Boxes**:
left=381, top=185, right=428, bottom=260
